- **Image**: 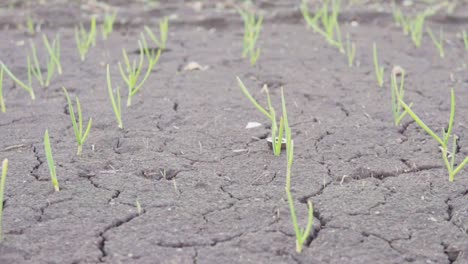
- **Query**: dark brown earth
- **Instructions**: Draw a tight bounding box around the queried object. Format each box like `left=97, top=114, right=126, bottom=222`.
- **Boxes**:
left=0, top=0, right=468, bottom=263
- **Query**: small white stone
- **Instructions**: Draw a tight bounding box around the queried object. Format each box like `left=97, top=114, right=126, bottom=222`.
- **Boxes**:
left=245, top=122, right=262, bottom=129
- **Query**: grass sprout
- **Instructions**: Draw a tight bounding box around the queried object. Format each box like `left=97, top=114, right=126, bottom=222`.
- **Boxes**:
left=400, top=89, right=468, bottom=182
left=373, top=43, right=384, bottom=87
left=463, top=30, right=468, bottom=50
left=390, top=66, right=412, bottom=126
left=102, top=12, right=117, bottom=40
left=63, top=87, right=92, bottom=155
left=26, top=16, right=36, bottom=35
left=118, top=38, right=161, bottom=107
left=238, top=8, right=263, bottom=65
left=0, top=62, right=35, bottom=100
left=44, top=130, right=59, bottom=191
left=75, top=16, right=97, bottom=61
left=136, top=199, right=142, bottom=215
left=237, top=77, right=286, bottom=156
left=43, top=34, right=62, bottom=75
left=301, top=0, right=343, bottom=52
left=27, top=34, right=62, bottom=88
left=107, top=64, right=123, bottom=129
left=283, top=88, right=313, bottom=253
left=392, top=5, right=410, bottom=35
left=0, top=159, right=8, bottom=241
left=427, top=27, right=444, bottom=58
left=144, top=17, right=169, bottom=50
left=0, top=67, right=5, bottom=113
left=409, top=14, right=426, bottom=48
left=346, top=33, right=356, bottom=67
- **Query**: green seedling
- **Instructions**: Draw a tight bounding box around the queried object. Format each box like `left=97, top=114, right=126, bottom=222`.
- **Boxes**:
left=62, top=87, right=92, bottom=155
left=373, top=43, right=384, bottom=87
left=283, top=89, right=313, bottom=253
left=238, top=8, right=263, bottom=65
left=0, top=62, right=35, bottom=100
left=136, top=199, right=142, bottom=215
left=301, top=0, right=343, bottom=52
left=237, top=77, right=285, bottom=156
left=0, top=159, right=8, bottom=241
left=75, top=16, right=97, bottom=61
left=392, top=5, right=410, bottom=35
left=144, top=17, right=169, bottom=50
left=118, top=38, right=161, bottom=107
left=101, top=12, right=117, bottom=40
left=426, top=27, right=444, bottom=58
left=345, top=33, right=356, bottom=67
left=400, top=89, right=468, bottom=182
left=409, top=14, right=426, bottom=48
left=106, top=64, right=123, bottom=129
left=463, top=30, right=468, bottom=51
left=0, top=67, right=5, bottom=113
left=27, top=34, right=62, bottom=88
left=390, top=66, right=412, bottom=126
left=43, top=34, right=62, bottom=75
left=26, top=16, right=35, bottom=35
left=44, top=130, right=59, bottom=191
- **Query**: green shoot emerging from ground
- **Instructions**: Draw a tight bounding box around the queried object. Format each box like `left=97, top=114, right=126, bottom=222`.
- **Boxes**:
left=238, top=8, right=263, bottom=65
left=0, top=159, right=8, bottom=241
left=0, top=62, right=35, bottom=100
left=237, top=77, right=285, bottom=156
left=346, top=33, right=356, bottom=67
left=392, top=5, right=409, bottom=35
left=144, top=17, right=169, bottom=50
left=0, top=67, right=5, bottom=113
left=463, top=30, right=468, bottom=51
left=107, top=64, right=123, bottom=129
left=373, top=43, right=384, bottom=87
left=118, top=38, right=161, bottom=107
left=400, top=89, right=468, bottom=182
left=75, top=16, right=97, bottom=61
left=301, top=0, right=343, bottom=52
left=102, top=12, right=117, bottom=40
left=26, top=16, right=36, bottom=35
left=390, top=66, right=412, bottom=126
left=27, top=34, right=62, bottom=88
left=426, top=27, right=444, bottom=58
left=409, top=14, right=425, bottom=48
left=63, top=87, right=92, bottom=155
left=44, top=130, right=59, bottom=191
left=283, top=88, right=313, bottom=253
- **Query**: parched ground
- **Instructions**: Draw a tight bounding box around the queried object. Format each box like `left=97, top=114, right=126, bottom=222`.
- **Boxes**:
left=0, top=0, right=467, bottom=263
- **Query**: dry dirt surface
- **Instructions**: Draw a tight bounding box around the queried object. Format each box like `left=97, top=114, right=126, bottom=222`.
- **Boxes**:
left=0, top=0, right=468, bottom=263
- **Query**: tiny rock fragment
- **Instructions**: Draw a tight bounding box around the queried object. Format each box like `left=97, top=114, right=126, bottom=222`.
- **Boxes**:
left=183, top=61, right=209, bottom=71
left=245, top=122, right=262, bottom=129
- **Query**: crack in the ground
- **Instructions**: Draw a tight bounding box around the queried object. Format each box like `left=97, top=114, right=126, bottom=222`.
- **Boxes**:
left=155, top=232, right=244, bottom=249
left=336, top=102, right=349, bottom=117
left=98, top=212, right=143, bottom=263
left=442, top=242, right=459, bottom=263
left=36, top=197, right=73, bottom=222
left=397, top=120, right=415, bottom=135
left=30, top=145, right=44, bottom=181
left=348, top=163, right=442, bottom=181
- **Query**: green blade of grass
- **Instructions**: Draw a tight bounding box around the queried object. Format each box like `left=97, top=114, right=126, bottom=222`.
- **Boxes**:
left=236, top=77, right=272, bottom=120
left=399, top=98, right=444, bottom=146
left=444, top=89, right=455, bottom=145
left=107, top=64, right=123, bottom=129
left=44, top=130, right=59, bottom=192
left=1, top=62, right=35, bottom=100
left=62, top=87, right=80, bottom=145
left=0, top=159, right=8, bottom=241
